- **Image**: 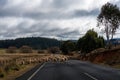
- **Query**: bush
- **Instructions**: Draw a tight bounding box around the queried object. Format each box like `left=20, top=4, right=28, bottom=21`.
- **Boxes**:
left=19, top=46, right=33, bottom=53
left=6, top=46, right=17, bottom=53
left=37, top=50, right=45, bottom=54
left=61, top=41, right=76, bottom=55
left=5, top=63, right=20, bottom=73
left=48, top=47, right=60, bottom=54
left=0, top=68, right=5, bottom=78
left=77, top=29, right=105, bottom=53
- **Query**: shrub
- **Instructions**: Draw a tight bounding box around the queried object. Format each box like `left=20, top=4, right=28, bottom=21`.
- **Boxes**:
left=77, top=29, right=105, bottom=53
left=37, top=50, right=45, bottom=54
left=48, top=47, right=60, bottom=54
left=61, top=41, right=76, bottom=55
left=19, top=46, right=33, bottom=53
left=11, top=64, right=20, bottom=71
left=6, top=46, right=17, bottom=53
left=0, top=68, right=5, bottom=78
left=5, top=63, right=20, bottom=73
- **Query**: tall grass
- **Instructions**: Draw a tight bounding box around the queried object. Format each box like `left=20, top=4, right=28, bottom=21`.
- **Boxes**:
left=0, top=54, right=68, bottom=78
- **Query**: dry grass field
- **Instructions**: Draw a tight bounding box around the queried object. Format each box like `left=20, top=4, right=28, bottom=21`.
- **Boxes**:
left=0, top=49, right=69, bottom=80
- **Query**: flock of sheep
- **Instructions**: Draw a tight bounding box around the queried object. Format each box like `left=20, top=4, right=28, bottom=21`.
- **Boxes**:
left=0, top=54, right=69, bottom=67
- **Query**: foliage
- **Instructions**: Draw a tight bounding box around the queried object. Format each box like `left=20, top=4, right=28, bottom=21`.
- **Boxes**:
left=77, top=29, right=105, bottom=53
left=97, top=2, right=120, bottom=48
left=0, top=68, right=5, bottom=78
left=0, top=37, right=61, bottom=49
left=37, top=50, right=45, bottom=54
left=6, top=46, right=17, bottom=53
left=60, top=41, right=76, bottom=55
left=19, top=45, right=33, bottom=53
left=5, top=63, right=20, bottom=72
left=48, top=47, right=60, bottom=54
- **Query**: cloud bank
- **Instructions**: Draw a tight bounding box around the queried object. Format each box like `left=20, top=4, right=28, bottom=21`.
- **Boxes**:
left=0, top=0, right=119, bottom=40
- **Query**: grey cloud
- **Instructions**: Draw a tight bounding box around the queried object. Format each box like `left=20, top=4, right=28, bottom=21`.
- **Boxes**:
left=56, top=30, right=80, bottom=39
left=52, top=0, right=82, bottom=9
left=25, top=9, right=99, bottom=20
left=0, top=8, right=22, bottom=17
left=0, top=19, right=80, bottom=39
left=52, top=0, right=72, bottom=8
left=0, top=0, right=7, bottom=6
left=72, top=9, right=99, bottom=17
left=0, top=0, right=114, bottom=40
left=0, top=9, right=99, bottom=20
left=0, top=0, right=112, bottom=19
left=0, top=0, right=99, bottom=20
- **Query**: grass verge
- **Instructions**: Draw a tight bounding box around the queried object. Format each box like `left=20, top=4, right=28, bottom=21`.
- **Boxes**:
left=1, top=64, right=36, bottom=80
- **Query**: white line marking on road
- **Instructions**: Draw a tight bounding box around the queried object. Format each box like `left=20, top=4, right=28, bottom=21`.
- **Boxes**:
left=27, top=63, right=46, bottom=80
left=84, top=73, right=98, bottom=80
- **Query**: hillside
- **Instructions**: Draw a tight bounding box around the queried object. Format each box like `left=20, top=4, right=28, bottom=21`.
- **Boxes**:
left=78, top=46, right=120, bottom=68
left=0, top=37, right=61, bottom=49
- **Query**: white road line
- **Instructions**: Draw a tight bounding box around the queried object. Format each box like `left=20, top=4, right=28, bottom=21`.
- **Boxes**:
left=27, top=63, right=46, bottom=80
left=84, top=73, right=98, bottom=80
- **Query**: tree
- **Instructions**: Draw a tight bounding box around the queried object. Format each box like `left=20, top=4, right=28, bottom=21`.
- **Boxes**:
left=60, top=41, right=76, bottom=55
left=48, top=47, right=60, bottom=54
left=77, top=29, right=105, bottom=53
left=97, top=2, right=120, bottom=48
left=0, top=37, right=61, bottom=49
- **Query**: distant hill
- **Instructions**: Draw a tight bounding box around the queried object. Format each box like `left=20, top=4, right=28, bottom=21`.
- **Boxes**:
left=69, top=40, right=77, bottom=43
left=110, top=38, right=120, bottom=44
left=0, top=37, right=61, bottom=49
left=105, top=38, right=120, bottom=45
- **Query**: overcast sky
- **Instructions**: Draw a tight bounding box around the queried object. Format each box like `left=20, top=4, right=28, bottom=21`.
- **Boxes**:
left=0, top=0, right=120, bottom=40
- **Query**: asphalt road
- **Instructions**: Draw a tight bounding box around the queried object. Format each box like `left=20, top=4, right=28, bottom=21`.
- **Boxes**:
left=16, top=60, right=120, bottom=80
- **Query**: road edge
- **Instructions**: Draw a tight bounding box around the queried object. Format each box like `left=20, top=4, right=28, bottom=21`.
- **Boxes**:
left=27, top=63, right=46, bottom=80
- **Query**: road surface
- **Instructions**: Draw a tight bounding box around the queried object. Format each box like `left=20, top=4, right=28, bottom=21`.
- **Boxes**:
left=16, top=60, right=120, bottom=80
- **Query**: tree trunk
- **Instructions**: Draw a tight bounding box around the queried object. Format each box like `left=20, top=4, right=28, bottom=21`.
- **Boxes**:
left=106, top=33, right=111, bottom=49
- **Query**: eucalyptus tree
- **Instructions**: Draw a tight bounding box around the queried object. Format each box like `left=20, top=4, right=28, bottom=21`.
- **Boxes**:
left=97, top=2, right=120, bottom=48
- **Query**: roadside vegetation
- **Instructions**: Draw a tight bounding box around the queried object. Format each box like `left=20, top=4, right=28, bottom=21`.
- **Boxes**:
left=60, top=2, right=120, bottom=69
left=0, top=47, right=68, bottom=79
left=97, top=2, right=120, bottom=49
left=77, top=29, right=105, bottom=53
left=85, top=2, right=120, bottom=68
